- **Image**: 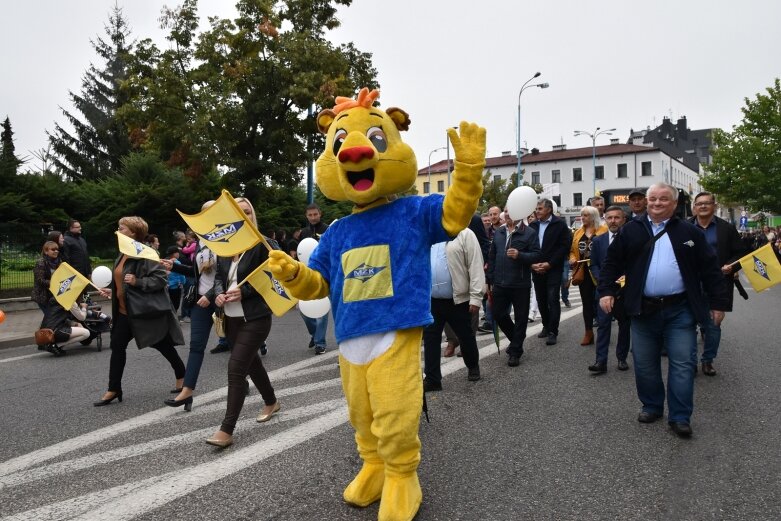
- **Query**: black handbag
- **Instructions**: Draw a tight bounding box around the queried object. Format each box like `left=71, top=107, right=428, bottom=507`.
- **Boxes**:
left=125, top=286, right=172, bottom=319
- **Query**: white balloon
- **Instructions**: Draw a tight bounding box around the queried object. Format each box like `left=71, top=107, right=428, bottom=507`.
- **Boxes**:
left=296, top=237, right=319, bottom=265
left=91, top=265, right=112, bottom=288
left=551, top=199, right=558, bottom=214
left=506, top=186, right=539, bottom=222
left=299, top=297, right=330, bottom=319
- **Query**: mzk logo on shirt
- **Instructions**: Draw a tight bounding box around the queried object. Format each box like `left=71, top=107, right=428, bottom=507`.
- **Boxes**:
left=342, top=245, right=393, bottom=302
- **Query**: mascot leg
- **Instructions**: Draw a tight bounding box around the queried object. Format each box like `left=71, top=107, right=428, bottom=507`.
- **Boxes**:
left=340, top=354, right=385, bottom=507
left=340, top=328, right=424, bottom=521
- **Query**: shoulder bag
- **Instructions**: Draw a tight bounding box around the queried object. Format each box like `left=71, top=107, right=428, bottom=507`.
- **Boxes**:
left=35, top=328, right=55, bottom=345
left=571, top=262, right=586, bottom=286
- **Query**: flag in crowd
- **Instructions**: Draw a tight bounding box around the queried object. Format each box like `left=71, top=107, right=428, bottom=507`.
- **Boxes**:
left=177, top=190, right=263, bottom=257
left=738, top=242, right=781, bottom=292
left=49, top=262, right=91, bottom=310
left=239, top=260, right=298, bottom=316
left=116, top=231, right=160, bottom=261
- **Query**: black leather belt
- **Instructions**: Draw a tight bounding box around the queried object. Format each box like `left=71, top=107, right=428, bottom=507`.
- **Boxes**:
left=642, top=293, right=687, bottom=309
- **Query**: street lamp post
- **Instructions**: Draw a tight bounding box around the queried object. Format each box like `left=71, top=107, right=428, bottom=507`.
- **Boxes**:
left=427, top=146, right=446, bottom=194
left=516, top=72, right=550, bottom=186
left=573, top=127, right=616, bottom=197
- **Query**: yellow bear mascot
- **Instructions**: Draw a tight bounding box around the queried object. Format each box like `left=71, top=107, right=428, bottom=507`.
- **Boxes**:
left=268, top=88, right=485, bottom=521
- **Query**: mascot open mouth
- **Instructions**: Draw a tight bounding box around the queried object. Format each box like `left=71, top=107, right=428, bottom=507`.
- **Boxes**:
left=347, top=169, right=375, bottom=191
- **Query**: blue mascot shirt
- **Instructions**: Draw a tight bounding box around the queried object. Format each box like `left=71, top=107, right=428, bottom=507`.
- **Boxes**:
left=308, top=195, right=450, bottom=343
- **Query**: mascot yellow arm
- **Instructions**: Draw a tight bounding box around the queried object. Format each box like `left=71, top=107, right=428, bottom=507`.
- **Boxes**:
left=267, top=250, right=330, bottom=301
left=442, top=122, right=486, bottom=236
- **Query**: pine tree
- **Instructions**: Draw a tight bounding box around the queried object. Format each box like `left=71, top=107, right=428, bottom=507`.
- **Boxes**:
left=48, top=6, right=134, bottom=181
left=0, top=116, right=24, bottom=181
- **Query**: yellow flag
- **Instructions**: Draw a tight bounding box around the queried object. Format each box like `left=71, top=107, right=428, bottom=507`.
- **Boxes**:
left=49, top=262, right=91, bottom=310
left=239, top=259, right=298, bottom=317
left=738, top=242, right=781, bottom=292
left=177, top=190, right=262, bottom=257
left=116, top=232, right=160, bottom=261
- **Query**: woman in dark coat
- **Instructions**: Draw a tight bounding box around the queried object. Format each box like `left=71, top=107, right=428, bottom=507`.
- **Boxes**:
left=205, top=198, right=280, bottom=448
left=93, top=216, right=185, bottom=406
left=32, top=241, right=61, bottom=313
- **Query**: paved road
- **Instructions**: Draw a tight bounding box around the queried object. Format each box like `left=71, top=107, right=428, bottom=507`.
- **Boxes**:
left=1, top=285, right=779, bottom=520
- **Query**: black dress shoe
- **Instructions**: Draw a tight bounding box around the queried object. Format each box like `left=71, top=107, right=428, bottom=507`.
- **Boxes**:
left=423, top=379, right=442, bottom=392
left=94, top=391, right=123, bottom=407
left=163, top=396, right=193, bottom=412
left=702, top=362, right=717, bottom=376
left=588, top=362, right=607, bottom=374
left=637, top=411, right=662, bottom=423
left=669, top=422, right=693, bottom=438
left=210, top=344, right=230, bottom=354
left=617, top=360, right=629, bottom=371
left=545, top=333, right=557, bottom=345
left=536, top=329, right=549, bottom=339
left=467, top=367, right=481, bottom=381
left=507, top=356, right=520, bottom=367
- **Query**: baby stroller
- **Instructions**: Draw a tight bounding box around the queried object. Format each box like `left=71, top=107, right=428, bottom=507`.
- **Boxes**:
left=79, top=294, right=112, bottom=351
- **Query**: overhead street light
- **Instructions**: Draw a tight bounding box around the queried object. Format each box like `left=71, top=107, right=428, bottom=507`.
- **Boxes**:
left=573, top=127, right=616, bottom=197
left=517, top=72, right=550, bottom=185
left=427, top=147, right=447, bottom=194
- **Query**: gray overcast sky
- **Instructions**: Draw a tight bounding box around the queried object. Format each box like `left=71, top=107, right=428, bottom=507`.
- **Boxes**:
left=2, top=0, right=780, bottom=172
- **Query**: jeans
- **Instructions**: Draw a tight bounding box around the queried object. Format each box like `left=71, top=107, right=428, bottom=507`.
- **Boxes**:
left=698, top=314, right=722, bottom=363
left=302, top=312, right=329, bottom=348
left=491, top=285, right=531, bottom=357
left=183, top=302, right=214, bottom=390
left=220, top=315, right=275, bottom=435
left=107, top=313, right=185, bottom=393
left=423, top=299, right=480, bottom=385
left=560, top=264, right=570, bottom=302
left=595, top=304, right=630, bottom=364
left=631, top=300, right=697, bottom=423
left=533, top=274, right=562, bottom=335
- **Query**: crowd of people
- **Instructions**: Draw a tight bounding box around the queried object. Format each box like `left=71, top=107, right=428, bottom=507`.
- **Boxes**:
left=28, top=185, right=778, bottom=442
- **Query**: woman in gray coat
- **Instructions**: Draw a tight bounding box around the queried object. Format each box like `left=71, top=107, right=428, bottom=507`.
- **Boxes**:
left=94, top=216, right=185, bottom=406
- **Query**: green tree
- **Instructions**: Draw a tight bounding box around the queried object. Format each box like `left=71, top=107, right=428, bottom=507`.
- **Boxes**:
left=480, top=170, right=518, bottom=212
left=703, top=78, right=781, bottom=213
left=48, top=6, right=134, bottom=181
left=121, top=0, right=377, bottom=192
left=0, top=116, right=24, bottom=183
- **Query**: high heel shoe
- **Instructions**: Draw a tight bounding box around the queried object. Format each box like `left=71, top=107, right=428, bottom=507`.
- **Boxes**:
left=169, top=387, right=183, bottom=394
left=163, top=396, right=193, bottom=412
left=93, top=391, right=122, bottom=407
left=205, top=433, right=233, bottom=448
left=257, top=401, right=281, bottom=423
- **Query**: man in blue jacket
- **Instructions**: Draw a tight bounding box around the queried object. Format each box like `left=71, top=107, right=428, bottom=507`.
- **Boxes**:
left=598, top=183, right=728, bottom=438
left=588, top=206, right=630, bottom=374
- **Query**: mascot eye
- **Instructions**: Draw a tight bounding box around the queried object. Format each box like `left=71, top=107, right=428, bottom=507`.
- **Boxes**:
left=367, top=127, right=387, bottom=153
left=332, top=129, right=347, bottom=155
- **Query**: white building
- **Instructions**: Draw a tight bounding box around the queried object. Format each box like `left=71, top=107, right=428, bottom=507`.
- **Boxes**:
left=416, top=140, right=702, bottom=225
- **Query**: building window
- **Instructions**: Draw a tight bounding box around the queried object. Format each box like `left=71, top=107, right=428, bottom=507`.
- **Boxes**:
left=641, top=161, right=652, bottom=176
left=493, top=175, right=501, bottom=183
left=437, top=180, right=445, bottom=192
left=617, top=163, right=628, bottom=178
left=553, top=195, right=561, bottom=209
left=531, top=171, right=540, bottom=185
left=423, top=182, right=430, bottom=194
left=595, top=165, right=604, bottom=180
left=552, top=169, right=561, bottom=183
left=573, top=193, right=582, bottom=207
left=572, top=167, right=582, bottom=182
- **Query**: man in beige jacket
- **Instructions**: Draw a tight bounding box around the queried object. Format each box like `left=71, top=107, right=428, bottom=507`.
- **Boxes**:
left=423, top=228, right=486, bottom=392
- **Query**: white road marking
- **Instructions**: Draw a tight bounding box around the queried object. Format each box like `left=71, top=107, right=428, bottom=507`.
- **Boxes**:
left=0, top=352, right=47, bottom=364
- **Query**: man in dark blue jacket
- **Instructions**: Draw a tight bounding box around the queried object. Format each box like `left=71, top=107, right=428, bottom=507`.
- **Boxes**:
left=529, top=199, right=572, bottom=345
left=598, top=183, right=728, bottom=438
left=487, top=211, right=540, bottom=366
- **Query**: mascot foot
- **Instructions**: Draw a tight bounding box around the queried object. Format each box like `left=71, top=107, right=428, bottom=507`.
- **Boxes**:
left=378, top=473, right=422, bottom=521
left=343, top=462, right=385, bottom=507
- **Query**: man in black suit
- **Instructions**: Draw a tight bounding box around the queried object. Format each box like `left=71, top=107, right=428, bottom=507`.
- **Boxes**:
left=689, top=191, right=747, bottom=376
left=628, top=188, right=647, bottom=219
left=588, top=206, right=630, bottom=373
left=529, top=198, right=572, bottom=345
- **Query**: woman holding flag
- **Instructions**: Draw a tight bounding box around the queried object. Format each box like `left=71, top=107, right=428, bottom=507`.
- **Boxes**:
left=204, top=197, right=280, bottom=448
left=93, top=216, right=186, bottom=407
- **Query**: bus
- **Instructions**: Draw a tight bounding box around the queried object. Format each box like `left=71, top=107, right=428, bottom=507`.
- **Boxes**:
left=599, top=188, right=693, bottom=220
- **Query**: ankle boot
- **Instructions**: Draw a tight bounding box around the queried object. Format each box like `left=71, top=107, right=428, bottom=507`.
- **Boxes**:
left=580, top=329, right=594, bottom=346
left=443, top=341, right=457, bottom=357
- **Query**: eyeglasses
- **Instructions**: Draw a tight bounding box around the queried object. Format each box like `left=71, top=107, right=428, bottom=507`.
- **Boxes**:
left=694, top=202, right=714, bottom=207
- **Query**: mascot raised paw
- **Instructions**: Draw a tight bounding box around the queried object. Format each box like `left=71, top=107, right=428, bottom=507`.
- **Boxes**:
left=268, top=88, right=485, bottom=521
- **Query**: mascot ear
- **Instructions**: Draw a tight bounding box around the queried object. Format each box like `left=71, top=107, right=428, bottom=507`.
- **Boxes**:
left=317, top=109, right=337, bottom=135
left=386, top=108, right=411, bottom=132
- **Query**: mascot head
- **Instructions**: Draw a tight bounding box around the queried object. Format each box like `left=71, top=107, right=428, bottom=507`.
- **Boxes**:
left=315, top=88, right=417, bottom=206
